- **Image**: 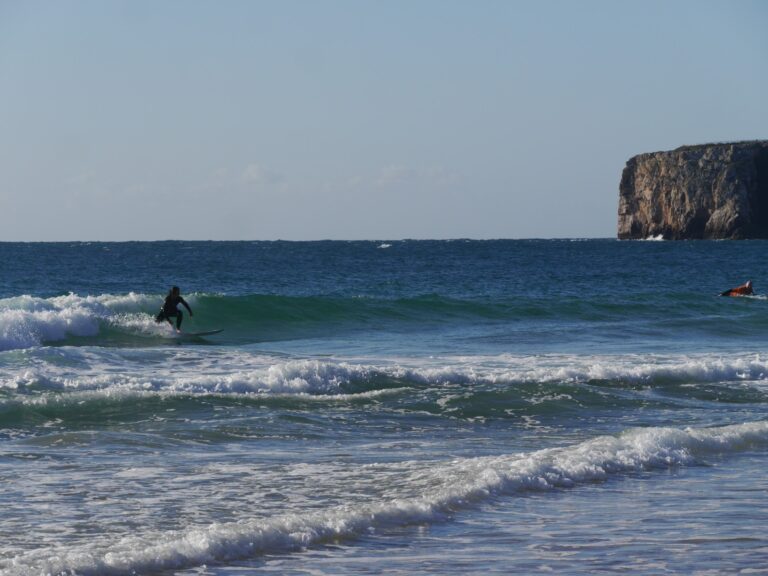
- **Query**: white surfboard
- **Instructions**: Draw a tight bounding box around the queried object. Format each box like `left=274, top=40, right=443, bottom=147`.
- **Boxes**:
left=176, top=329, right=223, bottom=338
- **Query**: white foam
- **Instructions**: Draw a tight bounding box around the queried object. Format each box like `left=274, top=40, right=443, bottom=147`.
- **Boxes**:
left=4, top=420, right=766, bottom=576
left=0, top=293, right=162, bottom=351
left=0, top=302, right=99, bottom=350
left=4, top=351, right=768, bottom=399
left=393, top=352, right=768, bottom=387
left=2, top=358, right=385, bottom=399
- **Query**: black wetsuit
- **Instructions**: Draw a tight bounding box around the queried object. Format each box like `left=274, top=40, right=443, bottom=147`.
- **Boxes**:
left=156, top=295, right=193, bottom=329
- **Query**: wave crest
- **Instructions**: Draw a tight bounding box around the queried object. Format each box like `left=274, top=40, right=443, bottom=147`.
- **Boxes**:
left=0, top=293, right=177, bottom=350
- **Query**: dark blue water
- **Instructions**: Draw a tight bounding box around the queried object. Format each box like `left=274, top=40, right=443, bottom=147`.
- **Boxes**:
left=1, top=240, right=767, bottom=575
left=1, top=239, right=762, bottom=297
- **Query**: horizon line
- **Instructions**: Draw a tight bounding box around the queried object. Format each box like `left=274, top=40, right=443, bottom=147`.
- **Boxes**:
left=0, top=237, right=620, bottom=244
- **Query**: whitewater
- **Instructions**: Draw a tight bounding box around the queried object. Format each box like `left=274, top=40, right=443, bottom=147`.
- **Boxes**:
left=1, top=240, right=767, bottom=575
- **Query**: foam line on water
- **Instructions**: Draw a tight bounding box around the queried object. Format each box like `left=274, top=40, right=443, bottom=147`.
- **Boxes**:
left=3, top=359, right=381, bottom=396
left=3, top=420, right=767, bottom=576
left=3, top=352, right=768, bottom=398
left=389, top=352, right=768, bottom=387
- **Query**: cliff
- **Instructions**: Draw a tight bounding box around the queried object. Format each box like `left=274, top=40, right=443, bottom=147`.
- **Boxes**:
left=617, top=141, right=768, bottom=239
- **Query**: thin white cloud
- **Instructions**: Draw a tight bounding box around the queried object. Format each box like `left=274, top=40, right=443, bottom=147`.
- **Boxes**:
left=241, top=163, right=284, bottom=186
left=375, top=165, right=417, bottom=187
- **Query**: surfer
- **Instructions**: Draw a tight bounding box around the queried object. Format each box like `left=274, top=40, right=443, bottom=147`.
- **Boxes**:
left=720, top=280, right=753, bottom=297
left=155, top=286, right=193, bottom=332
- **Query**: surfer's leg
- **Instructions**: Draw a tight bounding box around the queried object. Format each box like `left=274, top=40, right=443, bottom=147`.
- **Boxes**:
left=176, top=310, right=183, bottom=330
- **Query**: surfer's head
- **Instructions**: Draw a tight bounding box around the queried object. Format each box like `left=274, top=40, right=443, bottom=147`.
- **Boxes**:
left=171, top=286, right=180, bottom=296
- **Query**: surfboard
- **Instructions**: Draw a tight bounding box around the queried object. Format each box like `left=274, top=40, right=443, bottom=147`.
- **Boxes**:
left=176, top=329, right=223, bottom=338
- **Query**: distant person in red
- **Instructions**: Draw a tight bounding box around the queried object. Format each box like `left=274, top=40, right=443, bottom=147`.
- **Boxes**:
left=720, top=280, right=753, bottom=297
left=155, top=286, right=193, bottom=332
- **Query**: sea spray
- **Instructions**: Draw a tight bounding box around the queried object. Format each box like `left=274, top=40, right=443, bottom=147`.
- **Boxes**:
left=0, top=293, right=162, bottom=350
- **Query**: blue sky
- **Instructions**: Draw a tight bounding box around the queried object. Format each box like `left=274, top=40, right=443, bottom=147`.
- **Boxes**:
left=1, top=0, right=766, bottom=240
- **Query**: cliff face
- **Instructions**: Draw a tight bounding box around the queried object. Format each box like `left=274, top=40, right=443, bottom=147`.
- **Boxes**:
left=618, top=141, right=768, bottom=239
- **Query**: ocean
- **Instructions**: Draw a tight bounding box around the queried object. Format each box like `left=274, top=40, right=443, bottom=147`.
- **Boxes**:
left=1, top=239, right=767, bottom=575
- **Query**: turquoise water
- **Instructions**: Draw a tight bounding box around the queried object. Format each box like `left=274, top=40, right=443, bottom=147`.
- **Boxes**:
left=1, top=240, right=767, bottom=575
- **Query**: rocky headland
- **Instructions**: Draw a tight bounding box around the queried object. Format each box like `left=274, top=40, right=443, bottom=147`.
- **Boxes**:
left=618, top=141, right=768, bottom=239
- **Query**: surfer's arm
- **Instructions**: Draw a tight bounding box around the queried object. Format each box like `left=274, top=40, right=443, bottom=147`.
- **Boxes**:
left=179, top=297, right=193, bottom=315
